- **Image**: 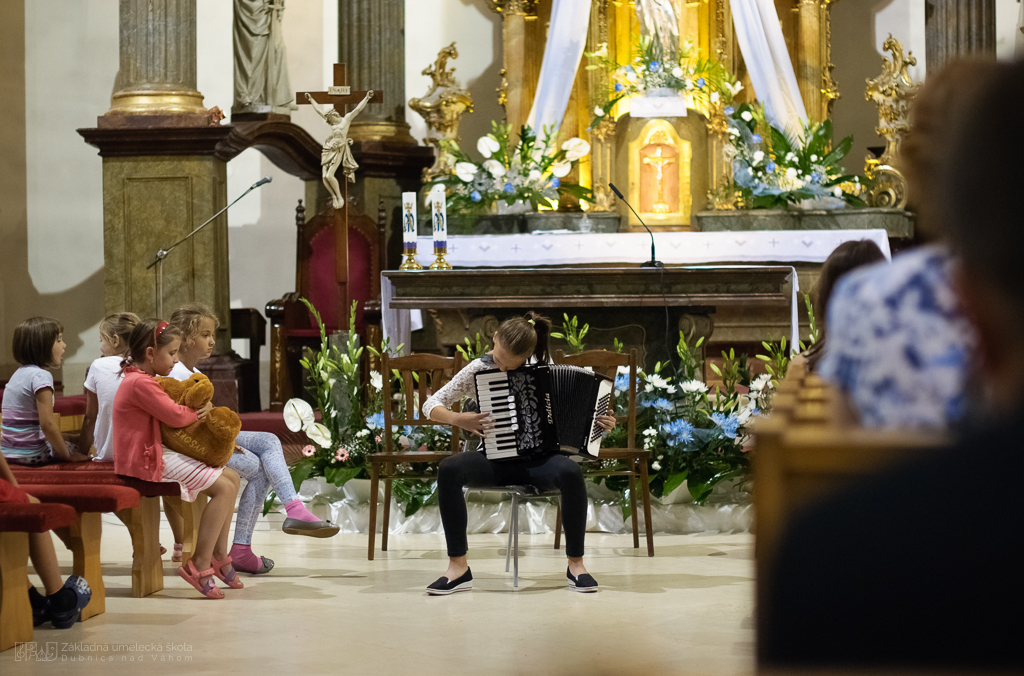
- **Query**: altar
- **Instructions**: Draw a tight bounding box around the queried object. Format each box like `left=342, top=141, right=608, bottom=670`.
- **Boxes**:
left=382, top=229, right=891, bottom=367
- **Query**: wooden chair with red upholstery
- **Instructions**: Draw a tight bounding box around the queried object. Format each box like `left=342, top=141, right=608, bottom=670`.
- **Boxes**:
left=367, top=352, right=465, bottom=560
left=265, top=198, right=385, bottom=412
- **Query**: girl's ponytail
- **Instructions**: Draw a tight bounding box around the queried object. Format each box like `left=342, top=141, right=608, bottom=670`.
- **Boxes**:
left=524, top=311, right=551, bottom=364
left=496, top=311, right=552, bottom=364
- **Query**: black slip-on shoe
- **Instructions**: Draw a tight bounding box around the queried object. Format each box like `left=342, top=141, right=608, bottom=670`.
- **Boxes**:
left=28, top=587, right=47, bottom=627
left=426, top=568, right=473, bottom=595
left=567, top=568, right=598, bottom=593
left=282, top=517, right=340, bottom=538
left=48, top=575, right=92, bottom=629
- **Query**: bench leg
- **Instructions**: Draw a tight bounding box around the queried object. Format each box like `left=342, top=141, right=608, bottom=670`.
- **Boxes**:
left=176, top=494, right=206, bottom=569
left=382, top=469, right=393, bottom=553
left=59, top=513, right=105, bottom=621
left=0, top=532, right=32, bottom=652
left=629, top=473, right=640, bottom=549
left=367, top=462, right=379, bottom=561
left=116, top=497, right=163, bottom=598
left=639, top=457, right=655, bottom=557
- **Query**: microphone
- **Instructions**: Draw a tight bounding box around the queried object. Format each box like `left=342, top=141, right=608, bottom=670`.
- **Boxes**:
left=609, top=183, right=662, bottom=268
left=253, top=176, right=273, bottom=188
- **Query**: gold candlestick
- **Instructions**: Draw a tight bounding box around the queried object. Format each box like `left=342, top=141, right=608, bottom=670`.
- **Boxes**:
left=399, top=248, right=424, bottom=271
left=429, top=246, right=452, bottom=271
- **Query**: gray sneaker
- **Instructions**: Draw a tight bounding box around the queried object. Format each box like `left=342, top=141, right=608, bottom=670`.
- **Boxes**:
left=282, top=517, right=340, bottom=538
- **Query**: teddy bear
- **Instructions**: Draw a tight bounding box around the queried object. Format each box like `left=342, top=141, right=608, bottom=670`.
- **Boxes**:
left=156, top=373, right=241, bottom=467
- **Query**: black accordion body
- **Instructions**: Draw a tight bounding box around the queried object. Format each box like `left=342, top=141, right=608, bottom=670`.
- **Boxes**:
left=473, top=365, right=614, bottom=461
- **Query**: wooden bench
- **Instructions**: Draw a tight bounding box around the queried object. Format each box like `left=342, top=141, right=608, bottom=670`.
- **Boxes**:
left=21, top=484, right=140, bottom=621
left=0, top=502, right=78, bottom=652
left=751, top=367, right=948, bottom=663
left=12, top=464, right=184, bottom=598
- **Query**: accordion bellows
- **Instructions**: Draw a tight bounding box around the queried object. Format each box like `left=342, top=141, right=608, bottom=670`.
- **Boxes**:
left=473, top=365, right=613, bottom=461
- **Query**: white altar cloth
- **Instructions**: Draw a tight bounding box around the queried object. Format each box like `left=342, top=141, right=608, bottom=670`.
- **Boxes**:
left=408, top=229, right=892, bottom=268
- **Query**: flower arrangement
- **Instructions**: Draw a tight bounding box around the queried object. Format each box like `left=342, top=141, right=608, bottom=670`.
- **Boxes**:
left=721, top=102, right=866, bottom=210
left=598, top=332, right=782, bottom=506
left=586, top=37, right=740, bottom=127
left=434, top=121, right=592, bottom=215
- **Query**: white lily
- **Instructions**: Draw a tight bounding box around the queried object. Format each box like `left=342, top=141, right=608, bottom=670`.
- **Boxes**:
left=594, top=106, right=606, bottom=117
left=483, top=159, right=506, bottom=179
left=455, top=162, right=478, bottom=182
left=679, top=379, right=709, bottom=394
left=477, top=135, right=500, bottom=158
left=671, top=66, right=683, bottom=78
left=305, top=422, right=333, bottom=448
left=528, top=169, right=542, bottom=181
left=551, top=161, right=572, bottom=178
left=741, top=111, right=753, bottom=122
left=370, top=372, right=383, bottom=391
left=724, top=81, right=744, bottom=97
left=561, top=137, right=591, bottom=162
left=283, top=398, right=315, bottom=433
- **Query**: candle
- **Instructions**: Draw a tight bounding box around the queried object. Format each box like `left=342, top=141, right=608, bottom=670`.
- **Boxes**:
left=401, top=192, right=417, bottom=251
left=431, top=192, right=447, bottom=252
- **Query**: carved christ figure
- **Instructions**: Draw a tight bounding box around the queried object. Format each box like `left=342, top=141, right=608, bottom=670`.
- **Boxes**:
left=306, top=90, right=374, bottom=209
left=636, top=0, right=682, bottom=65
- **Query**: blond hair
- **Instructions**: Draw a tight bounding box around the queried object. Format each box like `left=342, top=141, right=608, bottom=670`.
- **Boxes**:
left=168, top=303, right=220, bottom=351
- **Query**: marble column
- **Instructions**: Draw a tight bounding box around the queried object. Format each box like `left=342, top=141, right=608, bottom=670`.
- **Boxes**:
left=338, top=0, right=415, bottom=144
left=925, top=0, right=996, bottom=72
left=491, top=0, right=540, bottom=136
left=106, top=0, right=206, bottom=118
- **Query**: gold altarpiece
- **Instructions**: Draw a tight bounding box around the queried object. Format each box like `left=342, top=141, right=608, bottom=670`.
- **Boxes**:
left=489, top=0, right=838, bottom=229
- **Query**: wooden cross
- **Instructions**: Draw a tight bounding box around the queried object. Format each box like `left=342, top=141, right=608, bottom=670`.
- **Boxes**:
left=296, top=63, right=383, bottom=113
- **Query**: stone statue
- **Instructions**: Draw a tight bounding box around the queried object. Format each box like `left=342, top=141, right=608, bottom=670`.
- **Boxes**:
left=409, top=43, right=475, bottom=183
left=233, top=0, right=296, bottom=116
left=306, top=91, right=375, bottom=209
left=636, top=0, right=681, bottom=65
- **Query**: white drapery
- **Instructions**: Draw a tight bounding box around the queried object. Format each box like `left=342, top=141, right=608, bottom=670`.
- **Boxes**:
left=526, top=0, right=592, bottom=133
left=730, top=0, right=808, bottom=134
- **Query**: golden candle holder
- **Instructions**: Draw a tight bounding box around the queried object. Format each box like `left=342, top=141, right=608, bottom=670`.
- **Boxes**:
left=399, top=249, right=424, bottom=271
left=429, top=247, right=452, bottom=271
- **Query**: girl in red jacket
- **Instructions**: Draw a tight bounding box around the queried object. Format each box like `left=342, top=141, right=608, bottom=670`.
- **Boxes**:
left=112, top=319, right=241, bottom=600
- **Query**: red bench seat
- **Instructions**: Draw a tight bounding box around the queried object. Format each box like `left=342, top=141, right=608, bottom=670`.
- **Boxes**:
left=11, top=462, right=179, bottom=497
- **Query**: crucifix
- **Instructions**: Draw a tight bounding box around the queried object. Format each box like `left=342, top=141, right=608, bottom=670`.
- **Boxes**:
left=643, top=146, right=676, bottom=215
left=297, top=64, right=383, bottom=209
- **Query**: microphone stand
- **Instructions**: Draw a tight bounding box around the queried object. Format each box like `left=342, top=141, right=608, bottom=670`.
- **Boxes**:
left=146, top=178, right=271, bottom=317
left=609, top=183, right=662, bottom=268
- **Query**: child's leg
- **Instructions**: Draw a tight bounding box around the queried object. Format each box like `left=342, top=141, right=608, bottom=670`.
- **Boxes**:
left=24, top=496, right=62, bottom=595
left=436, top=451, right=503, bottom=580
left=225, top=448, right=264, bottom=547
left=162, top=496, right=185, bottom=545
left=192, top=469, right=240, bottom=572
left=235, top=431, right=320, bottom=522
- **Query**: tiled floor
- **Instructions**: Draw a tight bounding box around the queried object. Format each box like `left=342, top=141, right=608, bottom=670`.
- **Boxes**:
left=2, top=513, right=755, bottom=675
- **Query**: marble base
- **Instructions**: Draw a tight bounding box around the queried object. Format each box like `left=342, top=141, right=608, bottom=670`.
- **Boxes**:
left=695, top=207, right=915, bottom=239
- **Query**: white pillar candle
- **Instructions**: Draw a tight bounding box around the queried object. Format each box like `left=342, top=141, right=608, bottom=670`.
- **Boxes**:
left=401, top=192, right=417, bottom=250
left=431, top=192, right=448, bottom=250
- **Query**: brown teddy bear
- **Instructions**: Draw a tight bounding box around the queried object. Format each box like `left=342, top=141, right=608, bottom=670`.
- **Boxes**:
left=156, top=373, right=241, bottom=467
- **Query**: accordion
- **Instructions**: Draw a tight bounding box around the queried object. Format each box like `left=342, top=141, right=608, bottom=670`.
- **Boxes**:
left=473, top=365, right=614, bottom=461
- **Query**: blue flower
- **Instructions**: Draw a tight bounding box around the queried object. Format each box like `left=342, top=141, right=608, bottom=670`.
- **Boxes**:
left=810, top=172, right=822, bottom=183
left=752, top=134, right=762, bottom=144
left=365, top=412, right=386, bottom=430
left=614, top=82, right=624, bottom=92
left=724, top=106, right=735, bottom=115
left=550, top=177, right=560, bottom=188
left=503, top=182, right=515, bottom=194
left=661, top=419, right=694, bottom=445
left=470, top=190, right=482, bottom=202
left=696, top=77, right=705, bottom=88
left=401, top=425, right=416, bottom=438
left=651, top=398, right=673, bottom=411
left=766, top=161, right=777, bottom=172
left=614, top=373, right=630, bottom=392
left=649, top=61, right=660, bottom=72
left=710, top=412, right=740, bottom=438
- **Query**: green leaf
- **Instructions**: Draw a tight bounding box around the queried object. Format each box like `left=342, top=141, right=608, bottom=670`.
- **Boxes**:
left=663, top=470, right=689, bottom=496
left=289, top=458, right=315, bottom=493
left=262, top=491, right=277, bottom=517
left=324, top=465, right=361, bottom=488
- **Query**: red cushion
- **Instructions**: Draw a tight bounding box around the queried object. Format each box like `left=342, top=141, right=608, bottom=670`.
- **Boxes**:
left=309, top=227, right=340, bottom=330
left=0, top=503, right=78, bottom=532
left=11, top=465, right=180, bottom=498
left=54, top=394, right=86, bottom=416
left=23, top=484, right=141, bottom=513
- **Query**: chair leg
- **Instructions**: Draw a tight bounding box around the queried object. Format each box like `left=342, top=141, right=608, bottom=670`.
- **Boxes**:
left=178, top=494, right=207, bottom=570
left=59, top=513, right=105, bottom=621
left=639, top=456, right=655, bottom=557
left=382, top=467, right=393, bottom=552
left=513, top=495, right=519, bottom=590
left=0, top=532, right=32, bottom=652
left=505, top=493, right=516, bottom=573
left=629, top=472, right=640, bottom=549
left=116, top=497, right=163, bottom=598
left=368, top=462, right=380, bottom=561
left=553, top=501, right=562, bottom=550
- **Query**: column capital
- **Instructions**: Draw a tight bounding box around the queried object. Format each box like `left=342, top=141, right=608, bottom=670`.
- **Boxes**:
left=488, top=0, right=539, bottom=17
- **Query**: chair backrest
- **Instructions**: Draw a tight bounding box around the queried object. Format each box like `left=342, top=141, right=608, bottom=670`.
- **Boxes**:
left=297, top=201, right=382, bottom=333
left=554, top=348, right=638, bottom=450
left=381, top=352, right=465, bottom=454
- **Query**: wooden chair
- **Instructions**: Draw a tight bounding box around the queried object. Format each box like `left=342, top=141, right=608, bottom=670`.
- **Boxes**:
left=367, top=352, right=465, bottom=560
left=554, top=348, right=653, bottom=556
left=266, top=199, right=385, bottom=411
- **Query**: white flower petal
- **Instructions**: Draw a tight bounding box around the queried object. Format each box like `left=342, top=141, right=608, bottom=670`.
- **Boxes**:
left=561, top=138, right=591, bottom=162
left=455, top=162, right=478, bottom=182
left=305, top=422, right=333, bottom=448
left=283, top=398, right=314, bottom=432
left=551, top=161, right=571, bottom=178
left=477, top=135, right=500, bottom=158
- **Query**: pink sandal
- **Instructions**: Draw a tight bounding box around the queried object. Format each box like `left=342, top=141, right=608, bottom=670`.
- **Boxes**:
left=171, top=543, right=183, bottom=563
left=210, top=555, right=244, bottom=589
left=176, top=560, right=224, bottom=599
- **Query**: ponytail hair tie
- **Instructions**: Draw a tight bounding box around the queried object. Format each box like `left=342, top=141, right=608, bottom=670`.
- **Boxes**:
left=527, top=319, right=535, bottom=326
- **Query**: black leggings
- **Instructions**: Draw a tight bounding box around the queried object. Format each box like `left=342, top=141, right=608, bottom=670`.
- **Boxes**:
left=437, top=451, right=588, bottom=558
